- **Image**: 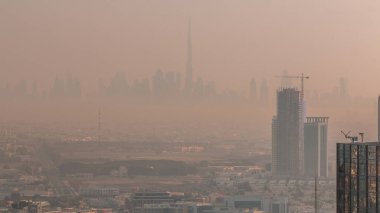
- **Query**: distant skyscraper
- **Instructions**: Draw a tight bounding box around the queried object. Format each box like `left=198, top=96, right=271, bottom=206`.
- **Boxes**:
left=337, top=142, right=379, bottom=213
left=108, top=72, right=128, bottom=97
left=51, top=76, right=65, bottom=98
left=174, top=72, right=182, bottom=93
left=140, top=78, right=151, bottom=97
left=204, top=81, right=216, bottom=97
left=193, top=77, right=204, bottom=97
left=304, top=117, right=329, bottom=177
left=184, top=20, right=193, bottom=95
left=31, top=80, right=38, bottom=97
left=98, top=78, right=106, bottom=97
left=249, top=78, right=257, bottom=101
left=272, top=88, right=304, bottom=176
left=165, top=71, right=176, bottom=96
left=14, top=79, right=28, bottom=97
left=65, top=73, right=81, bottom=98
left=152, top=69, right=164, bottom=97
left=151, top=69, right=183, bottom=99
left=260, top=79, right=269, bottom=104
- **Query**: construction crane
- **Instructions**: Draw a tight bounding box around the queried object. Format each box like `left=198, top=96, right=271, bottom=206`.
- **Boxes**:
left=341, top=130, right=358, bottom=143
left=276, top=73, right=310, bottom=96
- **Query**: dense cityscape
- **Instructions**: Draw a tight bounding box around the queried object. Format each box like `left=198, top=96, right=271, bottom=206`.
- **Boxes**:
left=2, top=1, right=380, bottom=213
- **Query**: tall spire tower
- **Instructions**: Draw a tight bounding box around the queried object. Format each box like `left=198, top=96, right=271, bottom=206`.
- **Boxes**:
left=184, top=19, right=193, bottom=94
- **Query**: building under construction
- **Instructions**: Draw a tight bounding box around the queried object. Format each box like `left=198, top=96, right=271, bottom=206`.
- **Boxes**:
left=272, top=88, right=304, bottom=176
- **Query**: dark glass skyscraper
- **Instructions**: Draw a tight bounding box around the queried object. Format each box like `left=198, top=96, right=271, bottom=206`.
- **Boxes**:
left=336, top=142, right=379, bottom=213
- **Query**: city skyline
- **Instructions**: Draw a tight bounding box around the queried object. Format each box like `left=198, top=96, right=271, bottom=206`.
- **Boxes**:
left=2, top=1, right=380, bottom=97
left=2, top=1, right=380, bottom=212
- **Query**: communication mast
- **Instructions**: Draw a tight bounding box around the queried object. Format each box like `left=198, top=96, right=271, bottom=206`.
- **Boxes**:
left=341, top=131, right=359, bottom=143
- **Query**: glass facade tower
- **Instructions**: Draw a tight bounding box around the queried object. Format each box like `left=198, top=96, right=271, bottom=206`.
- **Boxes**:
left=337, top=142, right=379, bottom=213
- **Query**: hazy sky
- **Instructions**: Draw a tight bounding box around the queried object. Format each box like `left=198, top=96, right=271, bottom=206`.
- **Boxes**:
left=1, top=0, right=380, bottom=96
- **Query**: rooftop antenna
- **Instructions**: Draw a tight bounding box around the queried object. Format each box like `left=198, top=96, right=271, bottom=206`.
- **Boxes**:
left=359, top=133, right=364, bottom=143
left=341, top=130, right=358, bottom=143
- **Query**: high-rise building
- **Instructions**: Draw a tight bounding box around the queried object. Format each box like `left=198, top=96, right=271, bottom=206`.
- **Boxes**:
left=14, top=79, right=28, bottom=98
left=184, top=20, right=193, bottom=95
left=50, top=76, right=65, bottom=98
left=174, top=72, right=182, bottom=93
left=272, top=116, right=279, bottom=173
left=131, top=78, right=150, bottom=98
left=193, top=77, right=204, bottom=97
left=152, top=69, right=165, bottom=98
left=249, top=78, right=257, bottom=101
left=272, top=88, right=304, bottom=176
left=336, top=142, right=379, bottom=213
left=304, top=117, right=329, bottom=177
left=260, top=79, right=269, bottom=104
left=108, top=72, right=128, bottom=97
left=165, top=71, right=176, bottom=96
left=31, top=80, right=38, bottom=97
left=65, top=73, right=81, bottom=98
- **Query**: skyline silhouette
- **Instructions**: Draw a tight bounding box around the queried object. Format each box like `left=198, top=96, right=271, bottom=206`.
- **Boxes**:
left=2, top=1, right=380, bottom=97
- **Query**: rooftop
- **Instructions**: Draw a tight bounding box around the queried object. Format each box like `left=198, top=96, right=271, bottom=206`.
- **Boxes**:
left=337, top=141, right=380, bottom=145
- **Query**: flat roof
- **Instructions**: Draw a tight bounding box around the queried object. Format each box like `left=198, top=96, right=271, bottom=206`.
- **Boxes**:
left=337, top=142, right=380, bottom=145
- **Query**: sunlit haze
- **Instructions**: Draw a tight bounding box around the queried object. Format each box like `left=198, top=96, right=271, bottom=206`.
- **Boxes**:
left=0, top=1, right=379, bottom=212
left=2, top=1, right=380, bottom=94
